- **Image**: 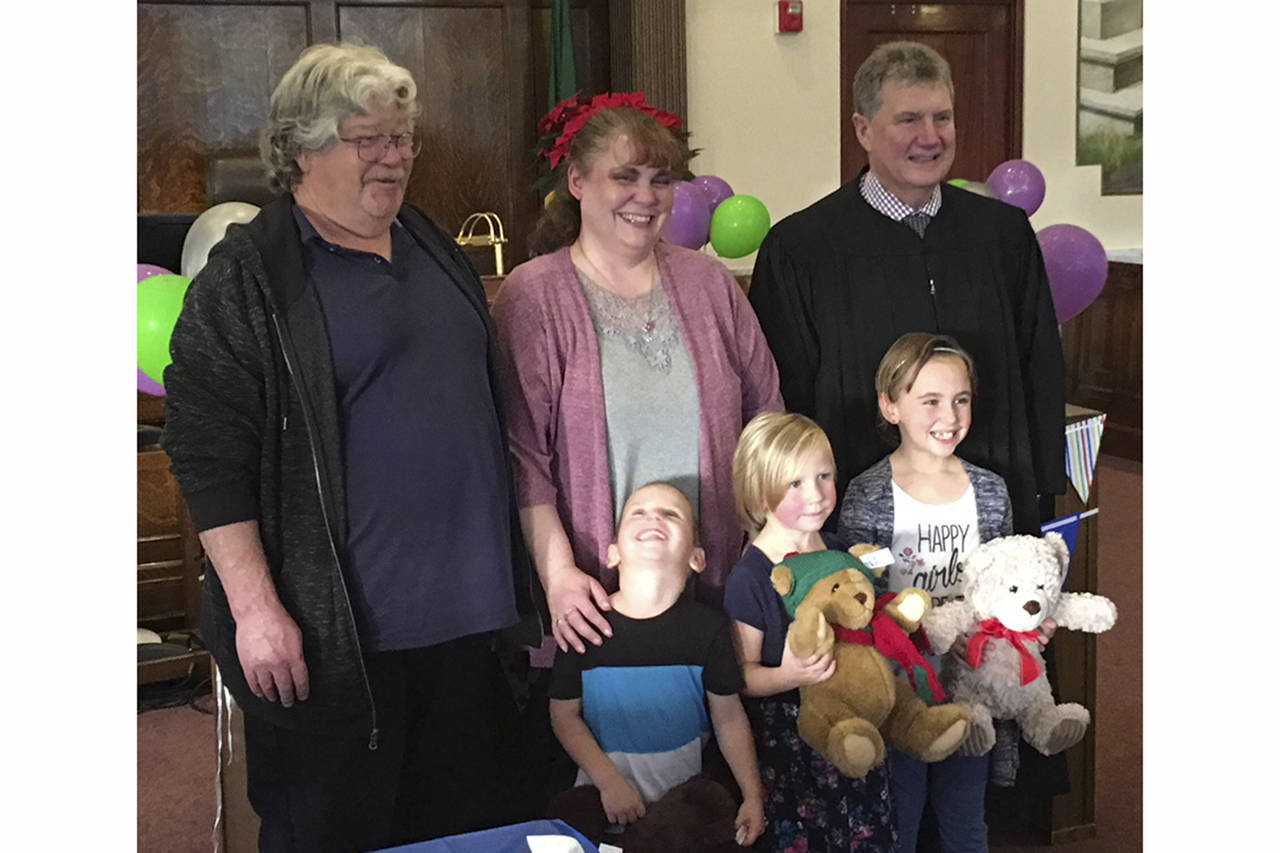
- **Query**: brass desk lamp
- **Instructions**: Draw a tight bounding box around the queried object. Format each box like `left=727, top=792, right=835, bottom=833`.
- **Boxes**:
left=455, top=211, right=508, bottom=275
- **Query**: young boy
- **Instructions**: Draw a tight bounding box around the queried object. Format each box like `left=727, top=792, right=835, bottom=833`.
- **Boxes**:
left=548, top=482, right=766, bottom=851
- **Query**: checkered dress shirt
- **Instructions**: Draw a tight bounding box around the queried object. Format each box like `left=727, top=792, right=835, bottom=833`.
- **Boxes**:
left=859, top=171, right=942, bottom=235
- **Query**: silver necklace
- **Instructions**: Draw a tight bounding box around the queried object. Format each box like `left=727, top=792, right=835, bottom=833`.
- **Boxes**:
left=573, top=260, right=679, bottom=373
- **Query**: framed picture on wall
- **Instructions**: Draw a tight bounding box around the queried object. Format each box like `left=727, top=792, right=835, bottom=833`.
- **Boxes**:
left=1076, top=0, right=1142, bottom=195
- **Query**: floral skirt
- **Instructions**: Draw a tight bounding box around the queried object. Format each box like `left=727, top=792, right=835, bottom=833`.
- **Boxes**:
left=751, top=696, right=898, bottom=852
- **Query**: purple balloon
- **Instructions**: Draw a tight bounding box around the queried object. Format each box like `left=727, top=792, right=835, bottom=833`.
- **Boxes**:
left=138, top=367, right=166, bottom=397
left=1037, top=224, right=1108, bottom=324
left=987, top=159, right=1046, bottom=216
left=661, top=181, right=712, bottom=250
left=138, top=263, right=173, bottom=283
left=691, top=175, right=735, bottom=213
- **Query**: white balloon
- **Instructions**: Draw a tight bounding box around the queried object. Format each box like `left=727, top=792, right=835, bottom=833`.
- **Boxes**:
left=181, top=201, right=261, bottom=279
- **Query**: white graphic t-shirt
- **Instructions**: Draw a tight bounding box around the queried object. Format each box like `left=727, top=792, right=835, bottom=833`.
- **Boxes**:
left=889, top=481, right=981, bottom=607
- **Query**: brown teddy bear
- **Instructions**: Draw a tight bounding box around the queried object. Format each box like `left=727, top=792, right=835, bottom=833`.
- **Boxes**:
left=771, top=547, right=972, bottom=778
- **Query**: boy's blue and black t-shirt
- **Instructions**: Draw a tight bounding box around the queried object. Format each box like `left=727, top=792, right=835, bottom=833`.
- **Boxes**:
left=549, top=595, right=744, bottom=803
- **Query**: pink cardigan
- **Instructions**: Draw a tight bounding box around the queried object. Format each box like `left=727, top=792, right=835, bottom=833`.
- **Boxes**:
left=493, top=243, right=782, bottom=606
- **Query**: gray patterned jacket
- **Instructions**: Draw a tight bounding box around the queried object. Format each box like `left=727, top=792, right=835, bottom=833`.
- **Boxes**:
left=837, top=455, right=1014, bottom=550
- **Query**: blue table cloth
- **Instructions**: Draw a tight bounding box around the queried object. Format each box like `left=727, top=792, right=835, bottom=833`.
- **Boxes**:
left=370, top=819, right=598, bottom=853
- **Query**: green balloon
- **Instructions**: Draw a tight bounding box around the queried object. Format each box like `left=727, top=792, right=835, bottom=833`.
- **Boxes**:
left=956, top=180, right=993, bottom=198
left=709, top=194, right=771, bottom=259
left=947, top=178, right=970, bottom=187
left=137, top=274, right=191, bottom=383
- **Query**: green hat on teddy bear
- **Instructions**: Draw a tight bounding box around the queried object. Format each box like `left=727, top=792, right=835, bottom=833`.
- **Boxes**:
left=774, top=549, right=881, bottom=617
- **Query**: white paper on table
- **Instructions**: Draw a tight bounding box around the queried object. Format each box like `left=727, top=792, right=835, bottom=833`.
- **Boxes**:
left=526, top=835, right=584, bottom=853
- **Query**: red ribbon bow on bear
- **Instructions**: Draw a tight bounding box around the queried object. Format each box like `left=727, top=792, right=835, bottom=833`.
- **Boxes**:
left=966, top=618, right=1041, bottom=686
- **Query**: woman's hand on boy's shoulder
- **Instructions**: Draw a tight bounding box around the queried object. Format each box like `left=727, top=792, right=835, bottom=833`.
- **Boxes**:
left=547, top=565, right=614, bottom=653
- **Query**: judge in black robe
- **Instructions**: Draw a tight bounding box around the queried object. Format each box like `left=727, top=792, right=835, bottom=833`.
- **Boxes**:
left=748, top=170, right=1065, bottom=536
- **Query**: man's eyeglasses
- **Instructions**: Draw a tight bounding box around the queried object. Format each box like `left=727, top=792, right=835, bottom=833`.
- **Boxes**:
left=338, top=133, right=423, bottom=162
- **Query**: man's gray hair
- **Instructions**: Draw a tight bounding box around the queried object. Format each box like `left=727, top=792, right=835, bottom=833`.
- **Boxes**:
left=259, top=42, right=421, bottom=193
left=852, top=41, right=954, bottom=118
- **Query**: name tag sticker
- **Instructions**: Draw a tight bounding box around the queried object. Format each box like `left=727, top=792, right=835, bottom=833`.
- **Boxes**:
left=858, top=548, right=895, bottom=569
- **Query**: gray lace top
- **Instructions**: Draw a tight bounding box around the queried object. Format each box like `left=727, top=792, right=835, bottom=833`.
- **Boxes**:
left=577, top=268, right=701, bottom=523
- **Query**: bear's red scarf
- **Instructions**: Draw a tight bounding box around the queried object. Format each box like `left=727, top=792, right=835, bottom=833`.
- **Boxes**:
left=831, top=593, right=945, bottom=704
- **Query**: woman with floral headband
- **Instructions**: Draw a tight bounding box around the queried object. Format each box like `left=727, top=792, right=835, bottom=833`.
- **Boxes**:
left=493, top=93, right=782, bottom=655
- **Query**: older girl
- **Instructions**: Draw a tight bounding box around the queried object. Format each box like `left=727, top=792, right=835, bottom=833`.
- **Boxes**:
left=838, top=333, right=1013, bottom=853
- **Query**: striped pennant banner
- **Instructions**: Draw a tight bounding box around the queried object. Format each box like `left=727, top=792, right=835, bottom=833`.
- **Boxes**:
left=1064, top=414, right=1106, bottom=504
left=1041, top=508, right=1100, bottom=586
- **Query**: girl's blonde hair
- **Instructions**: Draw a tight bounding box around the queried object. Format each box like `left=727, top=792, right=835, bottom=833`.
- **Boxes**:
left=874, top=332, right=977, bottom=441
left=733, top=412, right=835, bottom=537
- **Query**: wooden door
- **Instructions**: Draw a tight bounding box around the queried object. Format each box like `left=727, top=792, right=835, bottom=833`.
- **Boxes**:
left=840, top=1, right=1023, bottom=185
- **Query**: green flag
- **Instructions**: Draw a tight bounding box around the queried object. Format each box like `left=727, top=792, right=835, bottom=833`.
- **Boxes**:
left=549, top=0, right=578, bottom=109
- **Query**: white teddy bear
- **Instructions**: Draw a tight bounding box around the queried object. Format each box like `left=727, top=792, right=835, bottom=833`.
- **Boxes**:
left=923, top=532, right=1117, bottom=757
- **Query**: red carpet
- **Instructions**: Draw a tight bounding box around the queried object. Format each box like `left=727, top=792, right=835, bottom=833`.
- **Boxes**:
left=137, top=701, right=217, bottom=853
left=992, top=455, right=1142, bottom=853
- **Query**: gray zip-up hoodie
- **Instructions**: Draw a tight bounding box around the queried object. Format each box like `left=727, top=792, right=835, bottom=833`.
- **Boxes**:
left=163, top=195, right=540, bottom=737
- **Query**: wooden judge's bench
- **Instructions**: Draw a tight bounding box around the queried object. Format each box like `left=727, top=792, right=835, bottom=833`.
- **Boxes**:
left=137, top=393, right=210, bottom=685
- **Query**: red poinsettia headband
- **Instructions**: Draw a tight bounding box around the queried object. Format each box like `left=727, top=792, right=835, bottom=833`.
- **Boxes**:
left=539, top=91, right=684, bottom=170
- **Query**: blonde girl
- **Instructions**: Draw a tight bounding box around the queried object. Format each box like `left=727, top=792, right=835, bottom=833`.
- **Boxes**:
left=722, top=411, right=896, bottom=851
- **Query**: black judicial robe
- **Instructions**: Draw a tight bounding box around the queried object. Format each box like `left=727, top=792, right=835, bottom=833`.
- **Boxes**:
left=749, top=170, right=1066, bottom=535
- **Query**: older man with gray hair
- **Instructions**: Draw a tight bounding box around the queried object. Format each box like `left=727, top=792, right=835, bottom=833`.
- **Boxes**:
left=750, top=40, right=1064, bottom=540
left=749, top=40, right=1067, bottom=851
left=163, top=42, right=539, bottom=852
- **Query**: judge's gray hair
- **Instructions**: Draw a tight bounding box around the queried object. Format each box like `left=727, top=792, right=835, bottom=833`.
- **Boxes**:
left=852, top=41, right=954, bottom=118
left=259, top=42, right=421, bottom=193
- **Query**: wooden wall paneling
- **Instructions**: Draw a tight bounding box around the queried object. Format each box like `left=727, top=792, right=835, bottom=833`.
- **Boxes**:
left=531, top=0, right=613, bottom=112
left=309, top=0, right=340, bottom=42
left=181, top=499, right=205, bottom=634
left=138, top=448, right=179, bottom=544
left=137, top=1, right=311, bottom=212
left=339, top=1, right=536, bottom=272
left=532, top=2, right=557, bottom=116
left=138, top=391, right=166, bottom=426
left=1049, top=431, right=1101, bottom=841
left=609, top=0, right=686, bottom=117
left=139, top=444, right=207, bottom=649
left=841, top=1, right=1022, bottom=185
left=502, top=0, right=540, bottom=272
left=1060, top=262, right=1142, bottom=461
left=138, top=447, right=187, bottom=632
left=581, top=1, right=613, bottom=97
left=138, top=1, right=624, bottom=263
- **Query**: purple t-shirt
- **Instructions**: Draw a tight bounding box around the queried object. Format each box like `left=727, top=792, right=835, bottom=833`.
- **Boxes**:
left=298, top=208, right=517, bottom=651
